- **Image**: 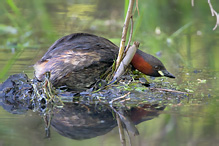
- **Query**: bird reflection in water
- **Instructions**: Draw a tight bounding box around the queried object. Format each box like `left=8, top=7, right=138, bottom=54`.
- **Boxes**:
left=51, top=103, right=165, bottom=140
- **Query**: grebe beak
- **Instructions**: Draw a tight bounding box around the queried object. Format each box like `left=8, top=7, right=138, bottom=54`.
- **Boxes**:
left=158, top=70, right=175, bottom=78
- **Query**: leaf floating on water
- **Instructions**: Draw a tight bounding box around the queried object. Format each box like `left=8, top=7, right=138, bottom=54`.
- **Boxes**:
left=197, top=79, right=207, bottom=84
left=185, top=88, right=194, bottom=93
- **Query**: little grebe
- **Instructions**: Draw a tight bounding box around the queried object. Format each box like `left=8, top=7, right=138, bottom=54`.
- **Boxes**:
left=34, top=33, right=175, bottom=91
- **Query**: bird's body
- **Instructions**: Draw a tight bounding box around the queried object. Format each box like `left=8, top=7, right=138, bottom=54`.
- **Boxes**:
left=34, top=33, right=175, bottom=91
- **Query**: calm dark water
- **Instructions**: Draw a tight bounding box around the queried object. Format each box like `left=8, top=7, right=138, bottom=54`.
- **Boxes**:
left=0, top=0, right=219, bottom=146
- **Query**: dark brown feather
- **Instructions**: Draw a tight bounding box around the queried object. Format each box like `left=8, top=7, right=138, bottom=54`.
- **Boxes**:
left=34, top=33, right=119, bottom=91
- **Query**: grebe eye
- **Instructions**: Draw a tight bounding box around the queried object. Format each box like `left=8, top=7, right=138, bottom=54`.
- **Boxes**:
left=154, top=65, right=159, bottom=69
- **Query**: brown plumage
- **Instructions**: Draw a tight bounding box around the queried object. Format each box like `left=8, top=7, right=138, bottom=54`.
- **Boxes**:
left=34, top=33, right=175, bottom=91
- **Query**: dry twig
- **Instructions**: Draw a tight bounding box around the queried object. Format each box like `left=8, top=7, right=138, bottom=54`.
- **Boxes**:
left=149, top=87, right=191, bottom=94
left=125, top=16, right=134, bottom=53
left=116, top=0, right=135, bottom=70
left=192, top=0, right=219, bottom=30
left=117, top=114, right=126, bottom=146
left=135, top=0, right=139, bottom=15
left=109, top=92, right=131, bottom=105
left=208, top=0, right=219, bottom=30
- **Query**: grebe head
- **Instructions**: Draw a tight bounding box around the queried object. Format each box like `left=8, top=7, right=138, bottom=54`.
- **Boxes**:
left=131, top=49, right=175, bottom=78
